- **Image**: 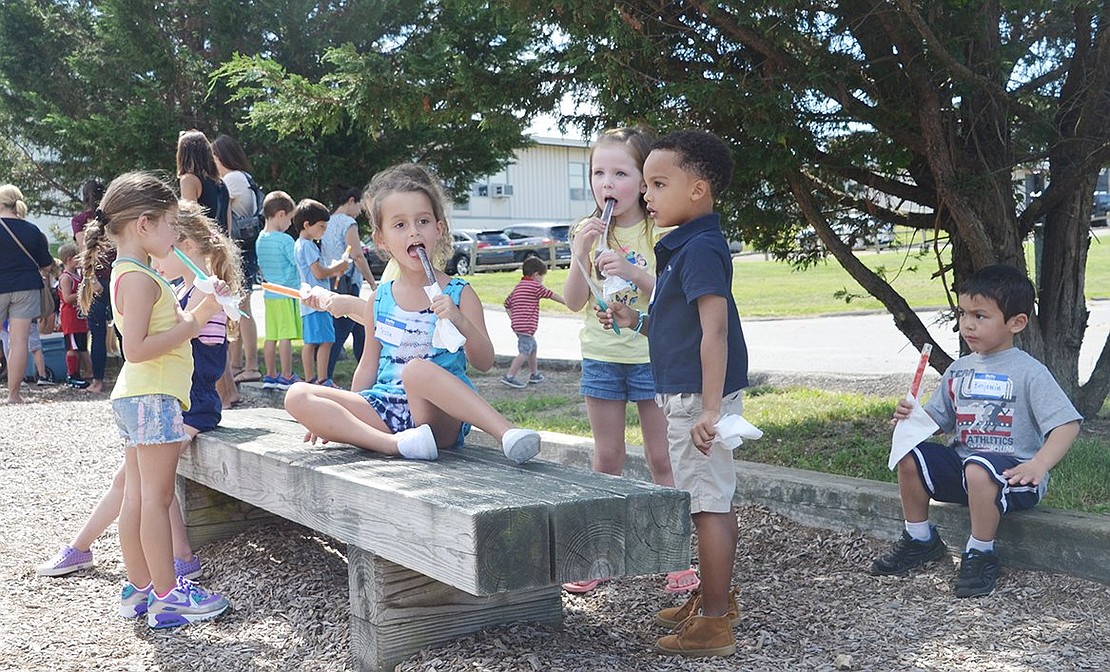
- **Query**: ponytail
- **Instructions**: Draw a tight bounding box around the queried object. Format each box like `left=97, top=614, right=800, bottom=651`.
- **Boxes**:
left=78, top=217, right=112, bottom=313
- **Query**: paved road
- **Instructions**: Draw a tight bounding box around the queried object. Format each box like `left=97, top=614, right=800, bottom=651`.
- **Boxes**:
left=251, top=290, right=1110, bottom=380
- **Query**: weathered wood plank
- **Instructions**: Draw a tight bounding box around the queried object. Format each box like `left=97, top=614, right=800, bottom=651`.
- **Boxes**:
left=175, top=476, right=278, bottom=547
left=348, top=546, right=561, bottom=672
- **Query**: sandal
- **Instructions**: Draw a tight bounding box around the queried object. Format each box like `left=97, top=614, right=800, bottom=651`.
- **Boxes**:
left=664, top=568, right=701, bottom=594
left=561, top=579, right=604, bottom=594
left=233, top=369, right=262, bottom=383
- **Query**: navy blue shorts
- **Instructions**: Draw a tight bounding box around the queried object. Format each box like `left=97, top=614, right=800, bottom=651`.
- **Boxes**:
left=910, top=442, right=1043, bottom=515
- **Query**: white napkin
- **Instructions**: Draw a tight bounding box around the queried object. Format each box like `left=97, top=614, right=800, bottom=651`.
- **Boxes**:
left=423, top=283, right=466, bottom=352
left=192, top=276, right=243, bottom=322
left=889, top=394, right=940, bottom=470
left=714, top=413, right=763, bottom=450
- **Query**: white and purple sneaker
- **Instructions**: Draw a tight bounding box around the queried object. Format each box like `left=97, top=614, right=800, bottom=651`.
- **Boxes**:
left=147, top=577, right=229, bottom=629
left=36, top=544, right=94, bottom=577
left=120, top=582, right=151, bottom=618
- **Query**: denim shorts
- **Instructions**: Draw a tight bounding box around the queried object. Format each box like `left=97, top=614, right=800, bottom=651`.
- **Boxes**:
left=580, top=358, right=656, bottom=402
left=112, top=394, right=189, bottom=446
left=515, top=332, right=537, bottom=356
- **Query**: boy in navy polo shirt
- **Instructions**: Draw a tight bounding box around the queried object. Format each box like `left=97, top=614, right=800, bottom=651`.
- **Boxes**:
left=875, top=264, right=1081, bottom=597
left=604, top=129, right=746, bottom=657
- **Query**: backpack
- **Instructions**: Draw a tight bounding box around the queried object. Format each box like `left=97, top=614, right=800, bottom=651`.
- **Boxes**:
left=230, top=172, right=265, bottom=244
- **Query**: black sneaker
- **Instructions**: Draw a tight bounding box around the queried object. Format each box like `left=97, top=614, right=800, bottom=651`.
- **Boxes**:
left=66, top=375, right=90, bottom=389
left=871, top=528, right=947, bottom=575
left=36, top=374, right=57, bottom=386
left=954, top=549, right=1000, bottom=598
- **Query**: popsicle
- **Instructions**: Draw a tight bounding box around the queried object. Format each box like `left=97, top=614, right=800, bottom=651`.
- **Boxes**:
left=575, top=256, right=620, bottom=335
left=173, top=246, right=246, bottom=319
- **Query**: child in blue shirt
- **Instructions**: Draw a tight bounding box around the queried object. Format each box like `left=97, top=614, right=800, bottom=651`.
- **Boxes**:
left=255, top=190, right=303, bottom=389
left=292, top=199, right=348, bottom=387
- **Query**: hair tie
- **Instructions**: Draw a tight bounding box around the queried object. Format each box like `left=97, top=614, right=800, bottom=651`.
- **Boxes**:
left=94, top=208, right=109, bottom=225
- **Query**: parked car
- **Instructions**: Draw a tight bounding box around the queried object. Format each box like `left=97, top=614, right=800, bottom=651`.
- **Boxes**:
left=500, top=222, right=572, bottom=266
left=359, top=239, right=391, bottom=280
left=1093, top=191, right=1110, bottom=227
left=447, top=229, right=517, bottom=275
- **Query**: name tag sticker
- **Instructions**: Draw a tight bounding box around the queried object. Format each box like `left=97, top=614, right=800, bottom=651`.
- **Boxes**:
left=965, top=372, right=1011, bottom=400
left=376, top=316, right=406, bottom=347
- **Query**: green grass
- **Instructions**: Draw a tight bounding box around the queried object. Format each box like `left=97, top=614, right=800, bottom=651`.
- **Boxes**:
left=465, top=230, right=1110, bottom=318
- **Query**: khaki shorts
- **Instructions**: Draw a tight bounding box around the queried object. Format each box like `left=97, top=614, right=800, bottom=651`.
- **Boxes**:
left=0, top=289, right=41, bottom=322
left=659, top=389, right=743, bottom=514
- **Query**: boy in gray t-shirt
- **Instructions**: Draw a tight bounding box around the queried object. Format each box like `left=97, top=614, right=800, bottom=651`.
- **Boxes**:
left=873, top=265, right=1081, bottom=598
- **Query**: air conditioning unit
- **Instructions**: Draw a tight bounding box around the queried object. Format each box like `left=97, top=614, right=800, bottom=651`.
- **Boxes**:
left=491, top=184, right=513, bottom=198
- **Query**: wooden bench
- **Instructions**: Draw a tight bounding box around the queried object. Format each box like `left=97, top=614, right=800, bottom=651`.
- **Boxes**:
left=176, top=408, right=691, bottom=671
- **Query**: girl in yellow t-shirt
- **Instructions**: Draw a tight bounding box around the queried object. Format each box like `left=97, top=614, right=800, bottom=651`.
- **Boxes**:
left=564, top=127, right=691, bottom=594
left=77, top=172, right=230, bottom=630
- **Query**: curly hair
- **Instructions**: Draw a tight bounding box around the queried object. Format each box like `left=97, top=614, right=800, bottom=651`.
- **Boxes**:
left=173, top=200, right=245, bottom=340
left=361, top=163, right=452, bottom=268
left=78, top=172, right=177, bottom=313
left=652, top=129, right=734, bottom=198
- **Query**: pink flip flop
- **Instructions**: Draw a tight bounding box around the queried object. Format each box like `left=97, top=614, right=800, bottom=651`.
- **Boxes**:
left=664, top=568, right=701, bottom=594
left=562, top=579, right=604, bottom=594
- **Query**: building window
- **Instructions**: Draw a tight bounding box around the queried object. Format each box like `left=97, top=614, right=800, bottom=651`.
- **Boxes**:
left=569, top=161, right=589, bottom=201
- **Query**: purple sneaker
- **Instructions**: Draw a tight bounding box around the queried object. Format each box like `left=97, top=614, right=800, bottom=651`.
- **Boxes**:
left=174, top=554, right=203, bottom=580
left=120, top=582, right=151, bottom=618
left=36, top=544, right=94, bottom=577
left=147, top=577, right=230, bottom=629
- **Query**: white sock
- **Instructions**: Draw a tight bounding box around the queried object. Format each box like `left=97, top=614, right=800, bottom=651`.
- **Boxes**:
left=966, top=536, right=995, bottom=554
left=501, top=428, right=541, bottom=464
left=396, top=425, right=438, bottom=461
left=905, top=520, right=933, bottom=542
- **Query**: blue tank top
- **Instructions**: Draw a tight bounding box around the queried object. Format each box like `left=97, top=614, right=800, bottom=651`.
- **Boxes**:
left=369, top=277, right=473, bottom=398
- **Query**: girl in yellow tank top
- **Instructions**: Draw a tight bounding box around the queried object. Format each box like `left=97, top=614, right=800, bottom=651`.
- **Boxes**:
left=77, top=172, right=231, bottom=630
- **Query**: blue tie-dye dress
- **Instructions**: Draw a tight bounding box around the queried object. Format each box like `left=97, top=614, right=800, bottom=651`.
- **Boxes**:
left=358, top=278, right=474, bottom=447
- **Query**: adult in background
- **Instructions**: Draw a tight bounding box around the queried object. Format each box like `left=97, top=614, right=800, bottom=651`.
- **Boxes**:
left=0, top=184, right=55, bottom=404
left=320, top=184, right=378, bottom=381
left=211, top=134, right=261, bottom=385
left=71, top=179, right=111, bottom=393
left=178, top=129, right=238, bottom=406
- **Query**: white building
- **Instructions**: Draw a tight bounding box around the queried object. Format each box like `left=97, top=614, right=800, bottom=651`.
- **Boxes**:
left=448, top=135, right=593, bottom=230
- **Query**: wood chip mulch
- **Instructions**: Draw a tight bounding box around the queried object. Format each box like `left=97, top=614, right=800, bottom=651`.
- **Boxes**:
left=2, top=386, right=1107, bottom=671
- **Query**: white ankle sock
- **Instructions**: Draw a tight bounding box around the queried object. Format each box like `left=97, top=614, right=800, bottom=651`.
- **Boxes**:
left=905, top=520, right=932, bottom=542
left=965, top=536, right=995, bottom=553
left=396, top=425, right=438, bottom=461
left=501, top=428, right=541, bottom=464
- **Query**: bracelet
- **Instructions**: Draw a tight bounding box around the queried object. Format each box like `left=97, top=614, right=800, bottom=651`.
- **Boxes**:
left=634, top=310, right=647, bottom=334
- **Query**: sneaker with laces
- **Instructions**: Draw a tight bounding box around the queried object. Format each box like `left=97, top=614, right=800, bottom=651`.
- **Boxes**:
left=871, top=528, right=947, bottom=575
left=656, top=588, right=741, bottom=629
left=66, top=375, right=90, bottom=389
left=275, top=374, right=301, bottom=390
left=36, top=544, right=94, bottom=577
left=36, top=374, right=56, bottom=386
left=147, top=577, right=230, bottom=629
left=120, top=582, right=151, bottom=618
left=261, top=375, right=280, bottom=389
left=174, top=555, right=203, bottom=580
left=500, top=375, right=526, bottom=389
left=528, top=373, right=544, bottom=384
left=954, top=549, right=1000, bottom=598
left=655, top=614, right=736, bottom=658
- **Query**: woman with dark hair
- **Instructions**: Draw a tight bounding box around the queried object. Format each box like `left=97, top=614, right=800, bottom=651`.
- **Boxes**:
left=71, top=179, right=111, bottom=393
left=211, top=134, right=260, bottom=384
left=178, top=129, right=240, bottom=405
left=0, top=184, right=55, bottom=404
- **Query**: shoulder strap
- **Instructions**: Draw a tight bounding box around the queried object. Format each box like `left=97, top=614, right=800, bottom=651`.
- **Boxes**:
left=1, top=218, right=48, bottom=288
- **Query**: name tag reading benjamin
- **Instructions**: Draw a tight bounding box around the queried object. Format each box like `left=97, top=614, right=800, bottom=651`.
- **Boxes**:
left=963, top=372, right=1012, bottom=400
left=375, top=316, right=407, bottom=347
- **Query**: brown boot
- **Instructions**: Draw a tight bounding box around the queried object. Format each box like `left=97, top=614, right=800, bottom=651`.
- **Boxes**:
left=656, top=589, right=741, bottom=629
left=655, top=614, right=736, bottom=657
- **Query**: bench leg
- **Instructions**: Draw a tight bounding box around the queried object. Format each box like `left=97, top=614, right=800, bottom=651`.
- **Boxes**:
left=348, top=545, right=562, bottom=672
left=175, top=476, right=279, bottom=547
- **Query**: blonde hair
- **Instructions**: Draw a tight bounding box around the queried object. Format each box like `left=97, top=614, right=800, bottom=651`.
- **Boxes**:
left=78, top=172, right=177, bottom=313
left=579, top=126, right=656, bottom=251
left=174, top=200, right=245, bottom=341
left=361, top=163, right=452, bottom=268
left=58, top=242, right=79, bottom=263
left=0, top=184, right=29, bottom=219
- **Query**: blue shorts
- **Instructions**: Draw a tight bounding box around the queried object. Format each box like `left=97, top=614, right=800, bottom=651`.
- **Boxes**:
left=302, top=310, right=335, bottom=345
left=112, top=394, right=189, bottom=446
left=515, top=332, right=537, bottom=356
left=579, top=358, right=656, bottom=402
left=910, top=442, right=1044, bottom=516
